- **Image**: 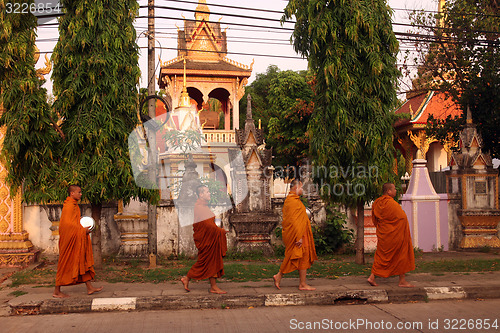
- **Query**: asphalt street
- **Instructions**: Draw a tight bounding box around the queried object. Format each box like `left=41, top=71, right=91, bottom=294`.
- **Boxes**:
left=2, top=298, right=500, bottom=333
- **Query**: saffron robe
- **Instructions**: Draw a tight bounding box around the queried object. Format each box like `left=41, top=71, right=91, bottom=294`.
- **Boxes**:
left=55, top=197, right=95, bottom=286
left=371, top=195, right=415, bottom=278
left=187, top=198, right=227, bottom=280
left=280, top=193, right=317, bottom=274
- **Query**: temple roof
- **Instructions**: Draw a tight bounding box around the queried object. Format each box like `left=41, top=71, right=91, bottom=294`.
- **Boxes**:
left=394, top=90, right=462, bottom=130
left=160, top=57, right=252, bottom=77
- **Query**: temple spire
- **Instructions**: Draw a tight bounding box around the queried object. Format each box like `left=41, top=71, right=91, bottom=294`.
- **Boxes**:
left=246, top=94, right=253, bottom=120
left=195, top=0, right=210, bottom=21
left=179, top=57, right=191, bottom=107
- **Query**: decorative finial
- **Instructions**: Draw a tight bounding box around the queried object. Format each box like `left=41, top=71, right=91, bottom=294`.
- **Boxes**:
left=195, top=0, right=210, bottom=21
left=246, top=94, right=253, bottom=120
left=179, top=57, right=191, bottom=107
left=466, top=105, right=473, bottom=124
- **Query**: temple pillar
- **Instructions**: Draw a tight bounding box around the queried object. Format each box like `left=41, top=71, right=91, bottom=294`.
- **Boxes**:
left=400, top=159, right=449, bottom=251
left=232, top=94, right=239, bottom=130
left=224, top=97, right=231, bottom=130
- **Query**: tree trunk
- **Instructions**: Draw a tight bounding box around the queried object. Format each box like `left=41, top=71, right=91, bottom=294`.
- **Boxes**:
left=355, top=201, right=365, bottom=265
left=91, top=203, right=103, bottom=270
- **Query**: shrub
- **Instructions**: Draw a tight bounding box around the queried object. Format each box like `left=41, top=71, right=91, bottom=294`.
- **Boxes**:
left=313, top=206, right=353, bottom=255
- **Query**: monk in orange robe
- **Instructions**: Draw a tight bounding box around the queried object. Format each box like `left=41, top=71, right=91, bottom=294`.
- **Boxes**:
left=181, top=185, right=228, bottom=294
left=273, top=179, right=318, bottom=291
left=53, top=185, right=102, bottom=298
left=368, top=183, right=415, bottom=287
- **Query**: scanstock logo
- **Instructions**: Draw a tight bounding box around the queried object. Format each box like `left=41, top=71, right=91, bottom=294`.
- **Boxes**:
left=128, top=105, right=249, bottom=227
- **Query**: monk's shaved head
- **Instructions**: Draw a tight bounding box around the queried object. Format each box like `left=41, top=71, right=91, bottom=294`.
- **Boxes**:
left=196, top=185, right=208, bottom=197
left=290, top=179, right=302, bottom=190
left=382, top=183, right=395, bottom=194
left=68, top=185, right=81, bottom=196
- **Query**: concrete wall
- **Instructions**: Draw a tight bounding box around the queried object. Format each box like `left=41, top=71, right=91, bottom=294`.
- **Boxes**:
left=24, top=202, right=119, bottom=257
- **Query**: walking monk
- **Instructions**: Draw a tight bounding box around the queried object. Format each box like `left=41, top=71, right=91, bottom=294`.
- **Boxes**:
left=181, top=185, right=228, bottom=294
left=273, top=179, right=317, bottom=291
left=368, top=182, right=415, bottom=287
left=53, top=185, right=102, bottom=298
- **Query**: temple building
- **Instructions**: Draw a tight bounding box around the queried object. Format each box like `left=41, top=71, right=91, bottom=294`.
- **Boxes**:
left=394, top=90, right=461, bottom=175
left=158, top=0, right=252, bottom=133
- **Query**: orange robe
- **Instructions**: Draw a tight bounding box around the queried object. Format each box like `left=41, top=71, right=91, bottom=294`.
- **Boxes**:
left=55, top=197, right=95, bottom=286
left=280, top=193, right=317, bottom=274
left=371, top=194, right=415, bottom=278
left=187, top=198, right=227, bottom=280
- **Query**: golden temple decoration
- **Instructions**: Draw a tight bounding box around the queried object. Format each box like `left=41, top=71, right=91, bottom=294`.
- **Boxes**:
left=34, top=46, right=52, bottom=80
left=397, top=134, right=415, bottom=174
left=195, top=0, right=210, bottom=22
left=179, top=58, right=191, bottom=108
left=0, top=124, right=37, bottom=266
left=223, top=57, right=251, bottom=70
left=408, top=130, right=435, bottom=159
left=237, top=78, right=248, bottom=101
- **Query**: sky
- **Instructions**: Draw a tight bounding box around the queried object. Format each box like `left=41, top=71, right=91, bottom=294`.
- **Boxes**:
left=34, top=0, right=440, bottom=98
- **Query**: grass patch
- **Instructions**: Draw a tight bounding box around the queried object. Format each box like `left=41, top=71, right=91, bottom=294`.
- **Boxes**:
left=11, top=268, right=55, bottom=287
left=8, top=258, right=500, bottom=286
left=415, top=259, right=500, bottom=273
left=223, top=263, right=280, bottom=282
left=224, top=250, right=271, bottom=261
left=309, top=261, right=371, bottom=279
left=8, top=290, right=28, bottom=297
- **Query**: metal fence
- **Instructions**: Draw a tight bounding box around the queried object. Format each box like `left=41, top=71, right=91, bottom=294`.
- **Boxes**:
left=428, top=172, right=447, bottom=193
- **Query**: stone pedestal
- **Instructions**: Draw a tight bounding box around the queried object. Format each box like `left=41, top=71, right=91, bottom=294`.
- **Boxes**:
left=401, top=159, right=449, bottom=251
left=0, top=182, right=38, bottom=267
left=115, top=214, right=149, bottom=257
left=229, top=213, right=280, bottom=255
left=458, top=210, right=500, bottom=248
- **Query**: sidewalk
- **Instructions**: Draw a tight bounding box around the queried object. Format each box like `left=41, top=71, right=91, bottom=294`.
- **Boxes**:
left=1, top=252, right=500, bottom=316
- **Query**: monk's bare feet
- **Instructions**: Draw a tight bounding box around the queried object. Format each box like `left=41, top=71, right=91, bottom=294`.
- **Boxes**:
left=273, top=274, right=281, bottom=290
left=398, top=281, right=415, bottom=288
left=87, top=286, right=103, bottom=295
left=367, top=278, right=378, bottom=286
left=298, top=284, right=316, bottom=291
left=52, top=291, right=70, bottom=298
left=209, top=286, right=227, bottom=294
left=181, top=276, right=190, bottom=292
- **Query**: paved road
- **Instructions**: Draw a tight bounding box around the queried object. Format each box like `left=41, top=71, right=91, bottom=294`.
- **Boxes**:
left=3, top=299, right=500, bottom=333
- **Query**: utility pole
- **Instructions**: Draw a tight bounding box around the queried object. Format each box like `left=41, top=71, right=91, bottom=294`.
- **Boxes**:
left=147, top=0, right=157, bottom=268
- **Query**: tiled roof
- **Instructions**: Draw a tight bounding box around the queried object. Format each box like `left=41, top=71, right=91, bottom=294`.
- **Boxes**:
left=161, top=58, right=252, bottom=75
left=394, top=91, right=462, bottom=128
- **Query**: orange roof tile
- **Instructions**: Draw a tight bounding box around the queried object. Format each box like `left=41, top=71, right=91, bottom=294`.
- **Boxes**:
left=394, top=91, right=462, bottom=129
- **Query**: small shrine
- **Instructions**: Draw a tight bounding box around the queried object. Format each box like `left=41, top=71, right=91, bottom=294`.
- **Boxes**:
left=229, top=95, right=279, bottom=255
left=447, top=109, right=500, bottom=249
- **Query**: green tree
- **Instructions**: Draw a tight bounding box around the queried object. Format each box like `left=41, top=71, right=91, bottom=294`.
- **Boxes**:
left=267, top=71, right=314, bottom=174
left=239, top=65, right=280, bottom=130
left=240, top=66, right=314, bottom=172
left=50, top=0, right=156, bottom=266
left=409, top=0, right=500, bottom=157
left=0, top=1, right=61, bottom=202
left=1, top=0, right=156, bottom=267
left=283, top=0, right=401, bottom=264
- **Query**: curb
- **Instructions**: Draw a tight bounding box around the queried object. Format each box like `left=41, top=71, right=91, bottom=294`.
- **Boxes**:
left=9, top=285, right=500, bottom=315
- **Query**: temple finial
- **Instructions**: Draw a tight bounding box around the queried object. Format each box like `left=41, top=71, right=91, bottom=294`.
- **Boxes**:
left=179, top=57, right=191, bottom=107
left=246, top=94, right=252, bottom=120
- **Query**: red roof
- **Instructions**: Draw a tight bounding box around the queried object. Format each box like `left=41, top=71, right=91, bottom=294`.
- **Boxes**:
left=395, top=91, right=462, bottom=128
